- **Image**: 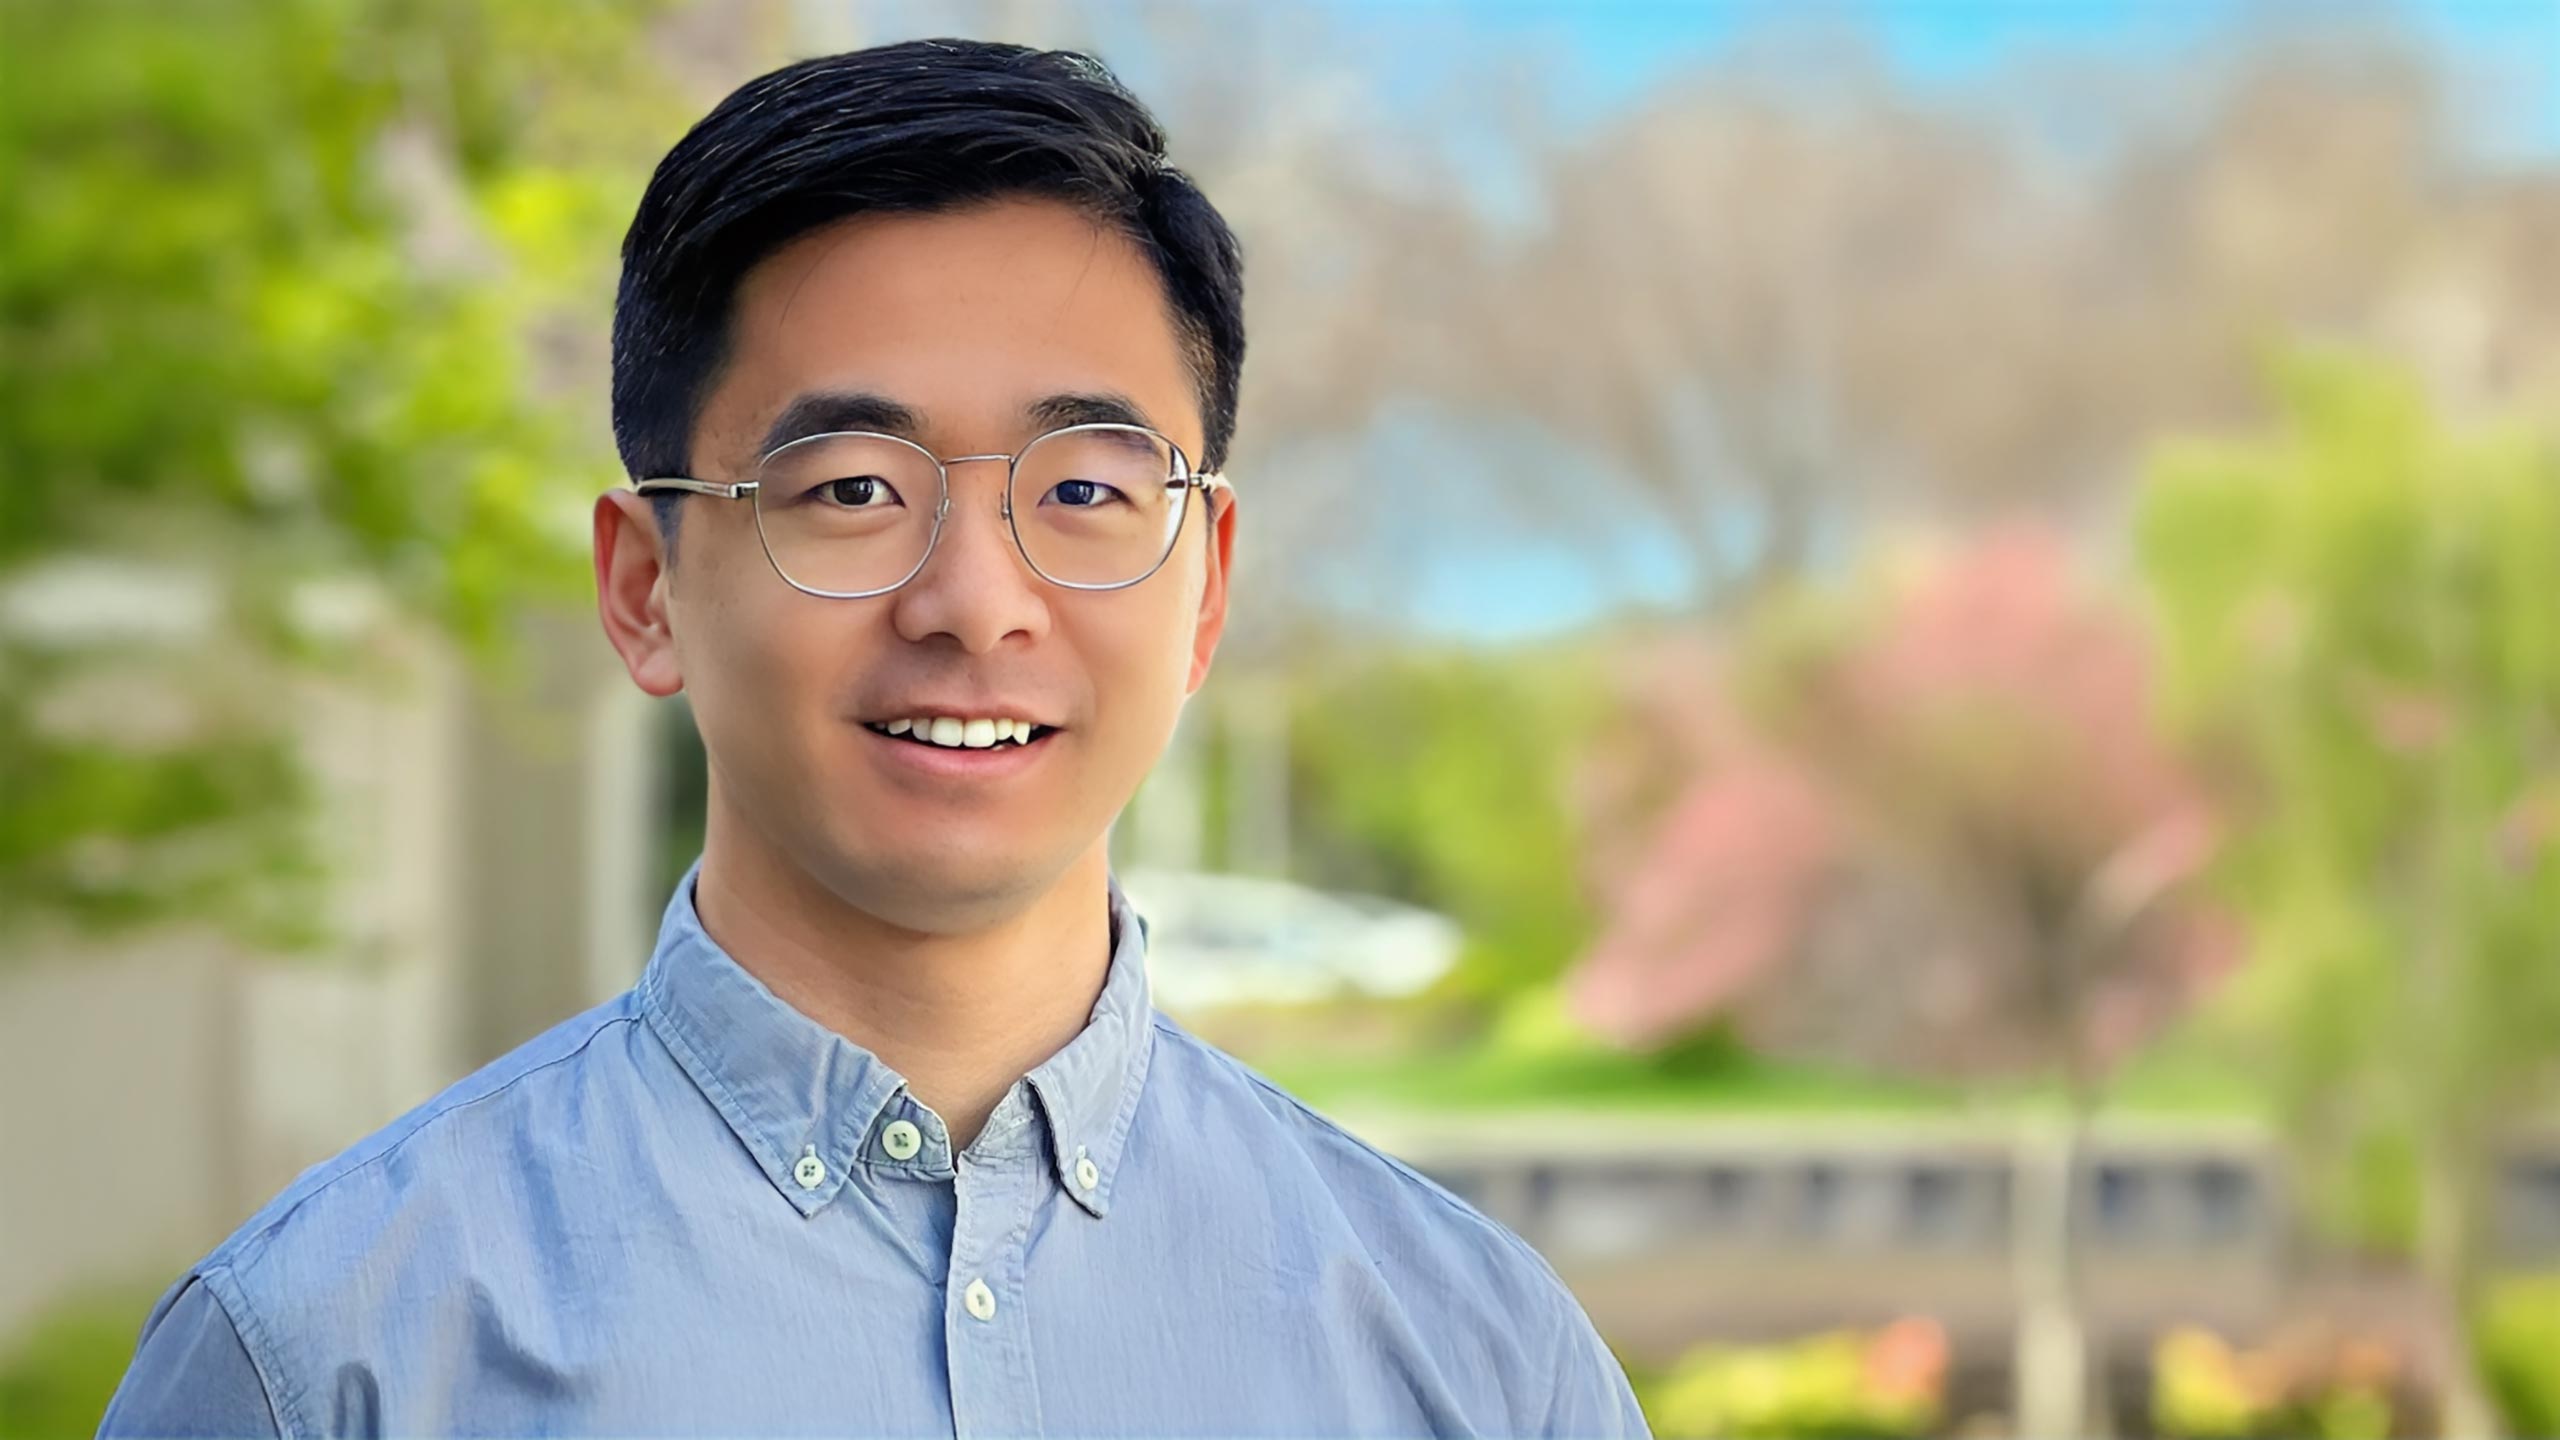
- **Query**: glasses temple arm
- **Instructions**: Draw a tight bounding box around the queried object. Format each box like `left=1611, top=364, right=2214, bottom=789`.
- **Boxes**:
left=632, top=477, right=756, bottom=499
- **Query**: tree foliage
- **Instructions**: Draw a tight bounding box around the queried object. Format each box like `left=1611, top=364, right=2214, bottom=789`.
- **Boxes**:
left=2137, top=350, right=2560, bottom=1432
left=0, top=0, right=674, bottom=941
left=1565, top=529, right=2238, bottom=1080
left=1282, top=644, right=1608, bottom=1006
left=2140, top=352, right=2560, bottom=1222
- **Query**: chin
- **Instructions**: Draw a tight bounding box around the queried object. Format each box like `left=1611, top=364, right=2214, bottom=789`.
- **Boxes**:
left=819, top=840, right=1053, bottom=930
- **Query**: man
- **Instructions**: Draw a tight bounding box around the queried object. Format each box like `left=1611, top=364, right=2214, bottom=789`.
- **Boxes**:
left=102, top=38, right=1649, bottom=1437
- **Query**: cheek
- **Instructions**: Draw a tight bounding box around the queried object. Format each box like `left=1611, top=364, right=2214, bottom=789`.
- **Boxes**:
left=1078, top=593, right=1200, bottom=746
left=675, top=586, right=850, bottom=757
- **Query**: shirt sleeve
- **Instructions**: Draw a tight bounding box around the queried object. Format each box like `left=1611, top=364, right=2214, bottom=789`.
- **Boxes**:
left=96, top=1272, right=284, bottom=1439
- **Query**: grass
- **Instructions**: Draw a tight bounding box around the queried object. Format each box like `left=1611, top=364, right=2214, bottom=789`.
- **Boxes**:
left=1248, top=1023, right=2271, bottom=1122
left=0, top=1280, right=161, bottom=1439
left=1259, top=1041, right=1962, bottom=1115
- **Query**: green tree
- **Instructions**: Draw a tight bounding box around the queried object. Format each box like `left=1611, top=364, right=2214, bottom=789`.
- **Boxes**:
left=0, top=0, right=677, bottom=943
left=2137, top=351, right=2560, bottom=1438
left=1283, top=644, right=1607, bottom=1010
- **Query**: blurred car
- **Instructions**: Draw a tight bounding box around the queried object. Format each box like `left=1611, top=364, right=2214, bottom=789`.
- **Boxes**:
left=1114, top=868, right=1461, bottom=1013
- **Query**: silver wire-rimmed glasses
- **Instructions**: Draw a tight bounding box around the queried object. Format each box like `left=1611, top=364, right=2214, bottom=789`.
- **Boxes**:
left=633, top=422, right=1231, bottom=598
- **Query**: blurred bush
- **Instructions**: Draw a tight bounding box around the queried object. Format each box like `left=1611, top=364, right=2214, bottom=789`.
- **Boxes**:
left=0, top=1281, right=162, bottom=1438
left=1644, top=1317, right=1947, bottom=1440
left=2477, top=1271, right=2560, bottom=1440
left=2150, top=1324, right=2409, bottom=1440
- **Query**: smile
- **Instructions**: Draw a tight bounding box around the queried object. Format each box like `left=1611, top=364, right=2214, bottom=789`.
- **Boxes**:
left=858, top=716, right=1060, bottom=781
left=863, top=716, right=1056, bottom=750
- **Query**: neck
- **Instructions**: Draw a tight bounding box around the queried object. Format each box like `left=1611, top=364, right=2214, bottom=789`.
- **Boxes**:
left=692, top=798, right=1115, bottom=1152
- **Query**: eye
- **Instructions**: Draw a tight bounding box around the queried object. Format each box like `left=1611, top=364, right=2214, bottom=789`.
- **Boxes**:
left=1049, top=479, right=1128, bottom=508
left=818, top=475, right=899, bottom=508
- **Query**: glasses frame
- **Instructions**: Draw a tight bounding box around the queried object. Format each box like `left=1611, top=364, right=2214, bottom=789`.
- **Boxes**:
left=634, top=421, right=1232, bottom=599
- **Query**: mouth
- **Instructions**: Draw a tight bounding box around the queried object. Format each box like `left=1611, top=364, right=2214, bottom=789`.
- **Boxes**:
left=857, top=715, right=1064, bottom=780
left=861, top=717, right=1061, bottom=751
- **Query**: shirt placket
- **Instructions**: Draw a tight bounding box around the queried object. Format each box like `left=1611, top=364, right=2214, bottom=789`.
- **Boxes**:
left=944, top=1110, right=1047, bottom=1439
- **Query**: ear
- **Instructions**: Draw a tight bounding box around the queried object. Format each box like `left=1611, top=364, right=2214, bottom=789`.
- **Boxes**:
left=1184, top=486, right=1237, bottom=696
left=595, top=490, right=686, bottom=698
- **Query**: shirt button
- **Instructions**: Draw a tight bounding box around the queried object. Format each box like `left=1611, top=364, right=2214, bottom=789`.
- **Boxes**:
left=963, top=1278, right=997, bottom=1322
left=792, top=1147, right=827, bottom=1190
left=882, top=1120, right=923, bottom=1161
left=1074, top=1156, right=1100, bottom=1191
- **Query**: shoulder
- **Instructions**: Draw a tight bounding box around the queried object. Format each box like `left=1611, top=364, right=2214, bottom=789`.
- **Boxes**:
left=139, top=992, right=650, bottom=1432
left=1138, top=1015, right=1649, bottom=1434
left=1138, top=1012, right=1596, bottom=1343
left=196, top=991, right=648, bottom=1299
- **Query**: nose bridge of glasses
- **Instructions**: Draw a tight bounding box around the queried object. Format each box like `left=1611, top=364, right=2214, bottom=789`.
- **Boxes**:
left=908, top=453, right=1032, bottom=587
left=927, top=451, right=1024, bottom=532
left=933, top=451, right=1023, bottom=515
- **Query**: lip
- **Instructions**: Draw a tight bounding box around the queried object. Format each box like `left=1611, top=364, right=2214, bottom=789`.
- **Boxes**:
left=860, top=721, right=1060, bottom=781
left=864, top=702, right=1060, bottom=729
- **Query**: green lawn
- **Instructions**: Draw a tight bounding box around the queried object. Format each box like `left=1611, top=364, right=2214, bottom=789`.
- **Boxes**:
left=0, top=1279, right=162, bottom=1438
left=1252, top=1030, right=2270, bottom=1121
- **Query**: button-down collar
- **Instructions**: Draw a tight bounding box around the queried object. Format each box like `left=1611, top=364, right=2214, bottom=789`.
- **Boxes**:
left=638, top=858, right=1154, bottom=1220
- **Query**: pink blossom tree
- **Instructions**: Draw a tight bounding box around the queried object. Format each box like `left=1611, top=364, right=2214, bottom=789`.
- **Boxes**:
left=1567, top=526, right=2241, bottom=1437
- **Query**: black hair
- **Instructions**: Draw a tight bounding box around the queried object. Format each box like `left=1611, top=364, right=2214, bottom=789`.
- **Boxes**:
left=611, top=38, right=1247, bottom=536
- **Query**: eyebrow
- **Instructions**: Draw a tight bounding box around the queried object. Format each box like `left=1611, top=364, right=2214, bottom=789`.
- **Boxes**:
left=755, top=392, right=926, bottom=459
left=1025, top=391, right=1156, bottom=434
left=753, top=390, right=1163, bottom=463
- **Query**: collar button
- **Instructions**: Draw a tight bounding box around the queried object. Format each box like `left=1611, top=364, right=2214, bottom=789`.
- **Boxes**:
left=882, top=1119, right=924, bottom=1161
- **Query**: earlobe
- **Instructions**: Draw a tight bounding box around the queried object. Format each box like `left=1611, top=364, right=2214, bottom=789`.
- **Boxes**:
left=594, top=490, right=686, bottom=698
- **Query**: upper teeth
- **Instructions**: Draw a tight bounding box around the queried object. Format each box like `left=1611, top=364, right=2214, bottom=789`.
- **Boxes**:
left=879, top=717, right=1035, bottom=748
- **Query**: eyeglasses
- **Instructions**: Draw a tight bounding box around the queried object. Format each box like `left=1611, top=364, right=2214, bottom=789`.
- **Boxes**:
left=634, top=423, right=1231, bottom=598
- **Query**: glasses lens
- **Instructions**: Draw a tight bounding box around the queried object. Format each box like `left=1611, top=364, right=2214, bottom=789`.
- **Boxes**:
left=752, top=433, right=942, bottom=595
left=1011, top=426, right=1185, bottom=587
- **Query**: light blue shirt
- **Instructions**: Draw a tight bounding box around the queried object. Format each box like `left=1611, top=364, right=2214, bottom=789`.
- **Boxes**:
left=100, top=862, right=1649, bottom=1437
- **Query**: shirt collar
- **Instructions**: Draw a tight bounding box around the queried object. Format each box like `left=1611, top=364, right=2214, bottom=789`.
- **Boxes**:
left=637, top=857, right=1155, bottom=1221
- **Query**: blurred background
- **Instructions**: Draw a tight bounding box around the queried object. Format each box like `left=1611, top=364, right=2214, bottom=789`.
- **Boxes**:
left=5, top=0, right=2560, bottom=1434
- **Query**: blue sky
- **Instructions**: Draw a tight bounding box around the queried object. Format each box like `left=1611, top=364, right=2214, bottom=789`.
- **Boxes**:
left=1320, top=0, right=2559, bottom=149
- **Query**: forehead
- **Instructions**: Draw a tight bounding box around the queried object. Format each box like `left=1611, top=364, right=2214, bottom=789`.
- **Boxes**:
left=703, top=198, right=1200, bottom=467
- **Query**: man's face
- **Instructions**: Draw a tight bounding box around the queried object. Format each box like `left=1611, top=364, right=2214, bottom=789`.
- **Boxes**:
left=610, top=198, right=1233, bottom=933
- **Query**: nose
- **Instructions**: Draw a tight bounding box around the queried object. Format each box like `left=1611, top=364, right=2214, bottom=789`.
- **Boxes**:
left=887, top=462, right=1050, bottom=654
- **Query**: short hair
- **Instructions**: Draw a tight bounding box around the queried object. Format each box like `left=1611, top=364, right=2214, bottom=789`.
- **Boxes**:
left=611, top=38, right=1247, bottom=540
